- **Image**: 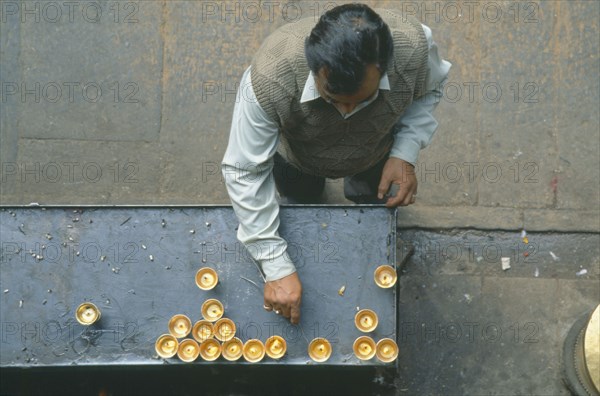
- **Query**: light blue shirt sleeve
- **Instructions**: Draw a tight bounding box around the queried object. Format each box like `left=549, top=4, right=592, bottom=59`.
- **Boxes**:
left=389, top=24, right=452, bottom=165
left=221, top=67, right=296, bottom=282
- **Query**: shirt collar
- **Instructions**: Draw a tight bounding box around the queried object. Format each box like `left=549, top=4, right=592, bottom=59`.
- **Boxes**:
left=300, top=71, right=390, bottom=103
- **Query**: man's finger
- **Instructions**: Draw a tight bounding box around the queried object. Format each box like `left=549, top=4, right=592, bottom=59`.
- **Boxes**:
left=401, top=189, right=417, bottom=206
left=290, top=303, right=301, bottom=324
left=386, top=194, right=407, bottom=208
left=386, top=184, right=410, bottom=207
left=280, top=303, right=292, bottom=319
left=377, top=176, right=392, bottom=199
left=386, top=183, right=400, bottom=198
left=263, top=291, right=274, bottom=311
left=386, top=194, right=404, bottom=208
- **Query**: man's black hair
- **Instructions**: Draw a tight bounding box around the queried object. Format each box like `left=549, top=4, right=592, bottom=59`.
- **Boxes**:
left=305, top=3, right=394, bottom=95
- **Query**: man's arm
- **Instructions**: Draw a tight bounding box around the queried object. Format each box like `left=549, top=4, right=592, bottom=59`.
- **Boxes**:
left=378, top=23, right=452, bottom=206
left=221, top=66, right=302, bottom=324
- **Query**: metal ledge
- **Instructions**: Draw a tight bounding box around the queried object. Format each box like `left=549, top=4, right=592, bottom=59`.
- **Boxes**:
left=0, top=206, right=397, bottom=367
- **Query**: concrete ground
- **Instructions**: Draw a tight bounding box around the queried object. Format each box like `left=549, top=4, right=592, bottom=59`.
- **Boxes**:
left=1, top=0, right=599, bottom=395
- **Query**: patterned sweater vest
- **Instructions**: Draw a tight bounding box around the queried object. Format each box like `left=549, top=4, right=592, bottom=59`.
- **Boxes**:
left=251, top=9, right=428, bottom=178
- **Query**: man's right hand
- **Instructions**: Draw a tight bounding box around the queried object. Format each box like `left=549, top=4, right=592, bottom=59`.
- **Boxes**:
left=263, top=272, right=302, bottom=324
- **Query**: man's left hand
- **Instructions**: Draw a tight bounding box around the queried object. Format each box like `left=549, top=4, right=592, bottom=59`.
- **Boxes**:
left=377, top=157, right=418, bottom=208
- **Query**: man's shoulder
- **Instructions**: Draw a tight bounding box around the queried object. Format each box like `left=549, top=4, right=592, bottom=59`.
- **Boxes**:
left=250, top=18, right=312, bottom=100
left=376, top=9, right=428, bottom=90
left=374, top=8, right=421, bottom=28
left=375, top=8, right=427, bottom=62
left=277, top=16, right=318, bottom=37
left=256, top=17, right=314, bottom=56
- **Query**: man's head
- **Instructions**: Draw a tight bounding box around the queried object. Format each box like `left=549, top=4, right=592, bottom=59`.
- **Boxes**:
left=305, top=3, right=393, bottom=103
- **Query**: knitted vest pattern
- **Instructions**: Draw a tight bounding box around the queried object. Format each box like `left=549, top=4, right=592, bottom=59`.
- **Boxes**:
left=251, top=9, right=428, bottom=178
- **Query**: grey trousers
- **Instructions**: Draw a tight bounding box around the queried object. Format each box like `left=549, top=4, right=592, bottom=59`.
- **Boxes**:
left=272, top=153, right=388, bottom=204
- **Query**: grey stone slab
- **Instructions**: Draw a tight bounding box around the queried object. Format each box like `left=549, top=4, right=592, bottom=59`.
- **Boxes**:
left=395, top=229, right=600, bottom=394
left=399, top=229, right=600, bottom=280
left=478, top=1, right=558, bottom=208
left=414, top=14, right=480, bottom=207
left=155, top=143, right=229, bottom=204
left=397, top=274, right=570, bottom=395
left=17, top=1, right=162, bottom=141
left=553, top=2, right=600, bottom=210
left=13, top=139, right=161, bottom=204
left=0, top=9, right=21, bottom=201
left=397, top=205, right=524, bottom=230
left=158, top=1, right=280, bottom=204
left=397, top=275, right=484, bottom=394
left=395, top=205, right=599, bottom=233
left=524, top=208, right=600, bottom=232
left=468, top=277, right=567, bottom=395
left=416, top=105, right=479, bottom=207
left=158, top=0, right=349, bottom=204
left=1, top=0, right=598, bottom=234
left=556, top=279, right=600, bottom=340
left=397, top=273, right=595, bottom=395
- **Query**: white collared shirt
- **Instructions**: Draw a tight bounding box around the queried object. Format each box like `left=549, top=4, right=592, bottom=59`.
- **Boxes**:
left=300, top=71, right=391, bottom=119
left=222, top=24, right=452, bottom=281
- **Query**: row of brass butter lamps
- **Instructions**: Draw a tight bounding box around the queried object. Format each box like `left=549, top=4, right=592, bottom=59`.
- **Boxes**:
left=75, top=263, right=399, bottom=363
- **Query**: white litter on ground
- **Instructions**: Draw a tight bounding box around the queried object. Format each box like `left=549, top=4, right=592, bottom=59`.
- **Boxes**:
left=501, top=257, right=511, bottom=271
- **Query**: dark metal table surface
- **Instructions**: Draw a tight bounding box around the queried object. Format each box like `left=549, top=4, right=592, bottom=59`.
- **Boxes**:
left=0, top=206, right=397, bottom=367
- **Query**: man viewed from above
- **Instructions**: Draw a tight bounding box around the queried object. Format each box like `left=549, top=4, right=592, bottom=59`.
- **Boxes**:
left=222, top=3, right=451, bottom=324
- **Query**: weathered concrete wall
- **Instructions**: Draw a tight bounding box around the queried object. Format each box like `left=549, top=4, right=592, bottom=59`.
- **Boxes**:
left=1, top=1, right=598, bottom=230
